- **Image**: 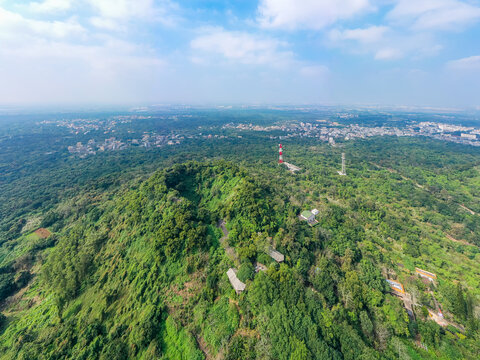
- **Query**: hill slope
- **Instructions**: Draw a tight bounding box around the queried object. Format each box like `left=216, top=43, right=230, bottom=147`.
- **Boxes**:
left=0, top=159, right=479, bottom=359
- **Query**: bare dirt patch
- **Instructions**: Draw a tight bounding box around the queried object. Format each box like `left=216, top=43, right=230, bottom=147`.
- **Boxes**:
left=0, top=279, right=38, bottom=314
left=34, top=228, right=52, bottom=239
left=165, top=271, right=205, bottom=324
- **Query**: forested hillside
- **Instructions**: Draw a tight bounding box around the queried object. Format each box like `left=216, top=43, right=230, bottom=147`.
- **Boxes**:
left=1, top=153, right=479, bottom=359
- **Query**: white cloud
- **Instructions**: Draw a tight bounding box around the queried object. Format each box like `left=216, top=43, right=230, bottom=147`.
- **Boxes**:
left=374, top=47, right=403, bottom=60
left=328, top=23, right=444, bottom=61
left=191, top=28, right=293, bottom=67
left=324, top=1, right=480, bottom=62
left=85, top=0, right=180, bottom=28
left=0, top=7, right=84, bottom=39
left=330, top=25, right=388, bottom=43
left=90, top=16, right=123, bottom=31
left=447, top=55, right=480, bottom=70
left=257, top=0, right=373, bottom=30
left=0, top=35, right=166, bottom=104
left=299, top=65, right=329, bottom=77
left=1, top=37, right=163, bottom=69
left=0, top=9, right=163, bottom=71
left=86, top=0, right=153, bottom=19
left=27, top=0, right=73, bottom=14
left=387, top=0, right=480, bottom=31
left=0, top=4, right=166, bottom=104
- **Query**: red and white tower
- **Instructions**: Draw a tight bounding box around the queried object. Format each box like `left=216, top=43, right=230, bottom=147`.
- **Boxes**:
left=278, top=144, right=283, bottom=164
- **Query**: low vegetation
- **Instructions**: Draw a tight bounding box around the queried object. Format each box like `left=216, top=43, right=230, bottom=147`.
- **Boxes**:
left=1, top=135, right=480, bottom=359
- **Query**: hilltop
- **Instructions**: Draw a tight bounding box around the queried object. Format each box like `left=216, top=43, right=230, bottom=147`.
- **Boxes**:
left=0, top=146, right=480, bottom=359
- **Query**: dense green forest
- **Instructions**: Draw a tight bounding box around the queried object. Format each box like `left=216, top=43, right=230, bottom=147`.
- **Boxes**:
left=1, top=110, right=480, bottom=359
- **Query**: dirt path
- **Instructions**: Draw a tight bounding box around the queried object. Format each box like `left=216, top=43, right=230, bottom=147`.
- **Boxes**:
left=445, top=233, right=475, bottom=247
left=195, top=335, right=212, bottom=360
left=392, top=291, right=415, bottom=320
left=218, top=220, right=228, bottom=239
left=371, top=163, right=480, bottom=218
left=428, top=309, right=448, bottom=327
left=217, top=220, right=238, bottom=263
left=228, top=298, right=260, bottom=343
left=428, top=292, right=465, bottom=332
left=459, top=204, right=476, bottom=215
left=372, top=163, right=424, bottom=188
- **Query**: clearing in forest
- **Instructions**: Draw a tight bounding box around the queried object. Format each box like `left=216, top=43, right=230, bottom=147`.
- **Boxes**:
left=34, top=228, right=51, bottom=239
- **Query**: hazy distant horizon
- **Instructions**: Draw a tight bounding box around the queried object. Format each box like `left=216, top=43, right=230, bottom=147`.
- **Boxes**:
left=1, top=0, right=480, bottom=107
left=0, top=102, right=480, bottom=116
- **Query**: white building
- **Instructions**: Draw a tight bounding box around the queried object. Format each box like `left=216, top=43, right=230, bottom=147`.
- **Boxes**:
left=461, top=133, right=477, bottom=140
left=227, top=268, right=246, bottom=294
left=300, top=210, right=315, bottom=222
left=268, top=248, right=285, bottom=263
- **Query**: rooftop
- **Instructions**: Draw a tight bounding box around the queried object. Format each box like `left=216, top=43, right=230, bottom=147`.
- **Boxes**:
left=415, top=267, right=437, bottom=280
left=301, top=210, right=313, bottom=219
left=386, top=279, right=405, bottom=294
left=227, top=268, right=246, bottom=293
left=283, top=162, right=301, bottom=173
left=268, top=248, right=285, bottom=262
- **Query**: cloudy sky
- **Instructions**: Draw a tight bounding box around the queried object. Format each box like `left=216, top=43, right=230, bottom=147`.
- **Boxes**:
left=0, top=0, right=480, bottom=107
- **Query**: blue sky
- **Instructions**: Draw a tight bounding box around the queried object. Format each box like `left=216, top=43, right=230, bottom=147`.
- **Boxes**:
left=0, top=0, right=479, bottom=107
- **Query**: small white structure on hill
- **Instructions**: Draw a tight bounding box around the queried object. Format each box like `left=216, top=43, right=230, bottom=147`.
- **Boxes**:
left=415, top=268, right=437, bottom=282
left=268, top=248, right=285, bottom=262
left=227, top=268, right=246, bottom=294
left=300, top=210, right=315, bottom=222
left=283, top=162, right=301, bottom=173
left=300, top=209, right=319, bottom=226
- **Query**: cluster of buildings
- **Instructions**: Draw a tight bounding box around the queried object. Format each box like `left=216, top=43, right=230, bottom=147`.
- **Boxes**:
left=68, top=132, right=187, bottom=157
left=225, top=120, right=414, bottom=142
left=40, top=116, right=134, bottom=135
left=67, top=142, right=97, bottom=158
left=280, top=123, right=413, bottom=142
left=416, top=122, right=480, bottom=146
left=224, top=119, right=480, bottom=147
left=68, top=138, right=128, bottom=157
left=227, top=247, right=285, bottom=294
left=222, top=123, right=287, bottom=132
left=386, top=267, right=445, bottom=323
left=138, top=133, right=183, bottom=148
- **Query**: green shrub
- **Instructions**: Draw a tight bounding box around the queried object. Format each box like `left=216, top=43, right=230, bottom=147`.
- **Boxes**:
left=237, top=262, right=254, bottom=283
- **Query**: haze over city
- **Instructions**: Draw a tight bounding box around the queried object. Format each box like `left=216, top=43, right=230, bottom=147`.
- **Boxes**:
left=1, top=0, right=480, bottom=107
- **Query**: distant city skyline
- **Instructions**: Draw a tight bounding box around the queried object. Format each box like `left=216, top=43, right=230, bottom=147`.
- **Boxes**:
left=1, top=0, right=480, bottom=107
